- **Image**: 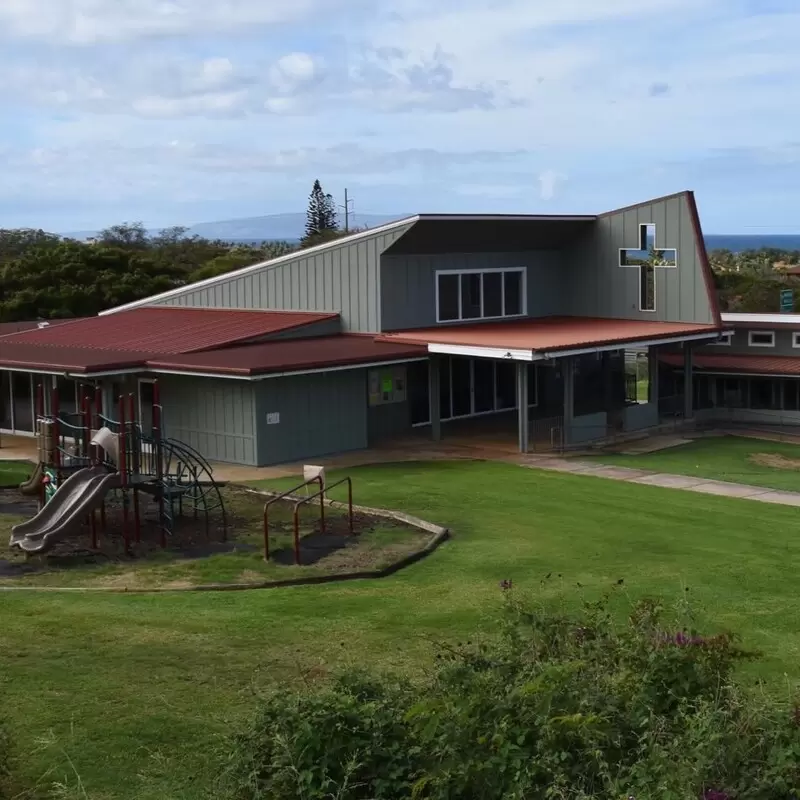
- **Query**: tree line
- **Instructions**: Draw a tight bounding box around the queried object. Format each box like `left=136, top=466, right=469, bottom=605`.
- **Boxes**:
left=709, top=247, right=800, bottom=313
left=0, top=179, right=349, bottom=322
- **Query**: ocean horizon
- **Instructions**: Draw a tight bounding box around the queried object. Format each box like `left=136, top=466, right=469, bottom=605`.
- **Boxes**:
left=221, top=234, right=800, bottom=253
left=704, top=234, right=800, bottom=252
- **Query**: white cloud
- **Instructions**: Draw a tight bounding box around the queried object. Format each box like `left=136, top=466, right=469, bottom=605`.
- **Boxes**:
left=0, top=0, right=332, bottom=44
left=270, top=53, right=319, bottom=87
left=538, top=170, right=566, bottom=201
left=1, top=0, right=800, bottom=230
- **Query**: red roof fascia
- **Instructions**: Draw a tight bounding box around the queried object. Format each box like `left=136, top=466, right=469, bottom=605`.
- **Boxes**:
left=0, top=344, right=151, bottom=373
left=0, top=307, right=338, bottom=354
left=661, top=352, right=800, bottom=376
left=378, top=316, right=720, bottom=352
left=144, top=335, right=427, bottom=377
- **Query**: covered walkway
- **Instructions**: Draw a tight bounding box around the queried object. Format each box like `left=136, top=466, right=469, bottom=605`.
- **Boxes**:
left=379, top=315, right=721, bottom=453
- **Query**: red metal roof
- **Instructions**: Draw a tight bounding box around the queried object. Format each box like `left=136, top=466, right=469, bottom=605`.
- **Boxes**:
left=661, top=352, right=800, bottom=376
left=145, top=335, right=426, bottom=376
left=378, top=316, right=719, bottom=353
left=0, top=307, right=337, bottom=354
left=0, top=318, right=90, bottom=337
left=0, top=343, right=156, bottom=373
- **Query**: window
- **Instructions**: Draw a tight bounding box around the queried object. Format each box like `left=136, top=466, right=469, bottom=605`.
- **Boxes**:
left=709, top=332, right=732, bottom=346
left=792, top=332, right=800, bottom=349
left=436, top=268, right=525, bottom=323
left=751, top=378, right=779, bottom=409
left=748, top=331, right=775, bottom=347
left=640, top=264, right=655, bottom=312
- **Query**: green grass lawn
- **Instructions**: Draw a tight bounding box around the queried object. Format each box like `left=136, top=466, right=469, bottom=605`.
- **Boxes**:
left=0, top=459, right=34, bottom=488
left=2, top=459, right=800, bottom=798
left=591, top=435, right=800, bottom=492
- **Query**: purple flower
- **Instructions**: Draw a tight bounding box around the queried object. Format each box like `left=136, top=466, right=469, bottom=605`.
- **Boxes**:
left=499, top=579, right=513, bottom=591
left=703, top=790, right=730, bottom=800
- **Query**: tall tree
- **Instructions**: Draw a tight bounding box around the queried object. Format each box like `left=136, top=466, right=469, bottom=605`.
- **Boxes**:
left=322, top=191, right=338, bottom=231
left=97, top=221, right=149, bottom=249
left=303, top=180, right=340, bottom=247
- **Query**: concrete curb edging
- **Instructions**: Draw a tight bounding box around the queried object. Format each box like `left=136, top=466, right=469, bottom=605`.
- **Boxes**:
left=0, top=490, right=450, bottom=594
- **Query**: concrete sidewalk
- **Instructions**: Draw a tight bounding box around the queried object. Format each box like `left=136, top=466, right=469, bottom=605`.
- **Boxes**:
left=519, top=455, right=800, bottom=507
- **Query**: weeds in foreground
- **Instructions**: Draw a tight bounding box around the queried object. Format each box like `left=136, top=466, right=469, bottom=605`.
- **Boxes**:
left=218, top=584, right=800, bottom=799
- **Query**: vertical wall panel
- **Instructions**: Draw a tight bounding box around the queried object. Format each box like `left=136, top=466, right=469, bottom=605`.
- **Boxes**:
left=151, top=225, right=415, bottom=332
left=563, top=193, right=715, bottom=324
left=255, top=369, right=369, bottom=466
left=159, top=376, right=257, bottom=465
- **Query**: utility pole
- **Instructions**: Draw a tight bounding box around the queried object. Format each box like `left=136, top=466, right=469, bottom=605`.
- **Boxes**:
left=339, top=188, right=354, bottom=233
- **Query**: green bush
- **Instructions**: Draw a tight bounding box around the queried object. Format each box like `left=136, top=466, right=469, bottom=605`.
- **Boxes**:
left=220, top=590, right=800, bottom=799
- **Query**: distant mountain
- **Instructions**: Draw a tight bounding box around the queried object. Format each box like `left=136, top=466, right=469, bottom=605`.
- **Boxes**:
left=62, top=212, right=409, bottom=243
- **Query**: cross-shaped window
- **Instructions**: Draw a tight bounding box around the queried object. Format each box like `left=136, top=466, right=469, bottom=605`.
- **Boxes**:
left=619, top=223, right=677, bottom=312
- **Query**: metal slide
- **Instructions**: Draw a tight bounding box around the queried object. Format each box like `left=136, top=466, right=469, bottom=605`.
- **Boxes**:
left=19, top=461, right=43, bottom=496
left=10, top=466, right=121, bottom=554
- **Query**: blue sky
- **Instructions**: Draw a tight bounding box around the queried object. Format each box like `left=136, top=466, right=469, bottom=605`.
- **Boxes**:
left=1, top=0, right=799, bottom=233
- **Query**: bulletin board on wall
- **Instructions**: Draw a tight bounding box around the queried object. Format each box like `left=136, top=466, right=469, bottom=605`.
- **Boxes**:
left=368, top=365, right=407, bottom=407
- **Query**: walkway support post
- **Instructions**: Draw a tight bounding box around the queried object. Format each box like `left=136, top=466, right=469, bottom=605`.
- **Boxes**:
left=562, top=356, right=575, bottom=447
left=683, top=343, right=694, bottom=420
left=429, top=355, right=441, bottom=442
left=648, top=345, right=660, bottom=405
left=516, top=361, right=529, bottom=454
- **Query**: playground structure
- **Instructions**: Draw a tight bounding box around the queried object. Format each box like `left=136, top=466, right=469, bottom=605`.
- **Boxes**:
left=10, top=381, right=227, bottom=555
left=262, top=475, right=353, bottom=565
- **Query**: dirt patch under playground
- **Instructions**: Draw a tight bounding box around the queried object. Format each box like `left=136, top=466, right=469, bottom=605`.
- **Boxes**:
left=0, top=485, right=434, bottom=588
left=749, top=453, right=800, bottom=471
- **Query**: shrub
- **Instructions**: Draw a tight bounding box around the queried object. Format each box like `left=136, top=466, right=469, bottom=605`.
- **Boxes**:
left=220, top=589, right=800, bottom=799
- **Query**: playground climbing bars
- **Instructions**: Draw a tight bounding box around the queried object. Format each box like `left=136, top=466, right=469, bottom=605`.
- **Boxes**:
left=292, top=477, right=353, bottom=566
left=262, top=476, right=323, bottom=561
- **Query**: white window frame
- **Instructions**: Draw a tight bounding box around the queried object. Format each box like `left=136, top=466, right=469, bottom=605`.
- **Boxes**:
left=792, top=332, right=800, bottom=349
left=748, top=330, right=775, bottom=348
left=435, top=267, right=527, bottom=324
left=709, top=332, right=733, bottom=346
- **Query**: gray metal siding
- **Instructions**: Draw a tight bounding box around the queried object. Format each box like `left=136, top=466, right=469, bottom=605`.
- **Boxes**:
left=159, top=376, right=257, bottom=466
left=698, top=327, right=800, bottom=357
left=255, top=370, right=368, bottom=466
left=380, top=250, right=565, bottom=331
left=367, top=401, right=412, bottom=443
left=151, top=225, right=414, bottom=333
left=265, top=317, right=342, bottom=340
left=564, top=194, right=714, bottom=324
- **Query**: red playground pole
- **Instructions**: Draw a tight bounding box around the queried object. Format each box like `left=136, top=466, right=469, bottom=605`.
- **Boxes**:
left=82, top=394, right=98, bottom=549
left=35, top=383, right=45, bottom=509
left=128, top=393, right=141, bottom=544
left=51, top=385, right=61, bottom=487
left=94, top=386, right=107, bottom=531
left=119, top=394, right=130, bottom=554
left=152, top=381, right=166, bottom=548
